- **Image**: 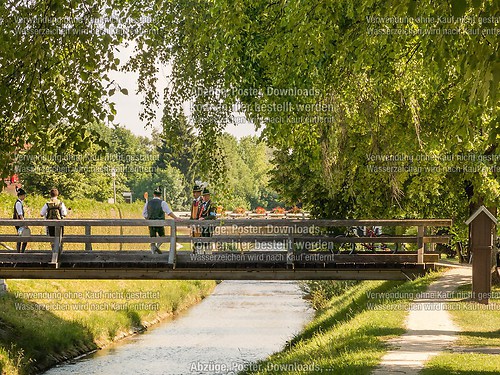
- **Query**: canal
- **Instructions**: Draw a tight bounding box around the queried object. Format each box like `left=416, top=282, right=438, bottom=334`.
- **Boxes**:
left=43, top=280, right=313, bottom=375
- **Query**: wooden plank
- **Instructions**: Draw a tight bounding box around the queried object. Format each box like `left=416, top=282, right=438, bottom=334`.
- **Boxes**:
left=0, top=219, right=178, bottom=226
left=0, top=236, right=55, bottom=242
left=417, top=226, right=425, bottom=264
left=424, top=235, right=451, bottom=243
left=59, top=252, right=170, bottom=263
left=85, top=225, right=92, bottom=251
left=0, top=267, right=427, bottom=281
left=0, top=253, right=52, bottom=263
left=177, top=219, right=453, bottom=227
left=175, top=252, right=438, bottom=264
left=287, top=234, right=294, bottom=267
left=176, top=235, right=440, bottom=243
left=177, top=235, right=288, bottom=242
left=168, top=222, right=177, bottom=267
left=62, top=236, right=173, bottom=243
left=0, top=251, right=438, bottom=265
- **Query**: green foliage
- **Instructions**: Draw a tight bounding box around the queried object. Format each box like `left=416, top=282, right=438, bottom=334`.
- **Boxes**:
left=0, top=1, right=123, bottom=179
left=300, top=280, right=359, bottom=310
left=207, top=134, right=279, bottom=210
left=2, top=1, right=498, bottom=233
left=133, top=166, right=185, bottom=210
left=124, top=0, right=498, bottom=240
left=156, top=112, right=199, bottom=206
left=15, top=123, right=161, bottom=203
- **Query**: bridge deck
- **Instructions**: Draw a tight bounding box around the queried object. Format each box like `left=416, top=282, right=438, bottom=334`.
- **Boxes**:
left=0, top=251, right=438, bottom=280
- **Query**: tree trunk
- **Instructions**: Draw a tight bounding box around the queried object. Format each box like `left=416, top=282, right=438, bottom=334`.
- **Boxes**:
left=493, top=266, right=500, bottom=285
left=456, top=241, right=464, bottom=263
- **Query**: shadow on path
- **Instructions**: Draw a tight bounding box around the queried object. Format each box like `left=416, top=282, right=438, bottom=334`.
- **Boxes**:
left=371, top=266, right=472, bottom=375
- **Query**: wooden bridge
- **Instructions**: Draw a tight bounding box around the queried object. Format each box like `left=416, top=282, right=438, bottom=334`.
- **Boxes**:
left=0, top=219, right=451, bottom=280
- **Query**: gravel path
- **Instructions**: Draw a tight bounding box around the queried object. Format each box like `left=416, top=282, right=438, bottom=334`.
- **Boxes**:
left=371, top=266, right=472, bottom=375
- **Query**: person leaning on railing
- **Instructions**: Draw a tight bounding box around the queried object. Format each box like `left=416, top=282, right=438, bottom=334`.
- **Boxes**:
left=143, top=187, right=180, bottom=254
left=13, top=187, right=28, bottom=253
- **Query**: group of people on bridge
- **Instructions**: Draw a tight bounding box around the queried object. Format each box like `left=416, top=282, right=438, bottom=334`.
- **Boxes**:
left=11, top=183, right=217, bottom=254
left=13, top=187, right=68, bottom=253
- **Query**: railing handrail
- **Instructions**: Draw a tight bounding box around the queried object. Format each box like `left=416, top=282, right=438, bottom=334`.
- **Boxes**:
left=0, top=218, right=453, bottom=227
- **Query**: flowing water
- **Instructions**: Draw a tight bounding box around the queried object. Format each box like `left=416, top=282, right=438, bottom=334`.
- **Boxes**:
left=44, top=280, right=313, bottom=375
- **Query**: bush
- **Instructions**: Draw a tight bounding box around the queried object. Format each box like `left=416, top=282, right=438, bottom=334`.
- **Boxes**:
left=300, top=280, right=359, bottom=310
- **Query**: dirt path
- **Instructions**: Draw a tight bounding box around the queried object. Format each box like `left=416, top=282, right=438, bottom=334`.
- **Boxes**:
left=371, top=266, right=472, bottom=375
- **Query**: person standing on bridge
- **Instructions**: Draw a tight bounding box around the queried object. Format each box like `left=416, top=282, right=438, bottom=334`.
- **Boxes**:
left=40, top=188, right=68, bottom=237
left=198, top=188, right=217, bottom=253
left=190, top=183, right=203, bottom=253
left=143, top=187, right=180, bottom=254
left=13, top=187, right=28, bottom=253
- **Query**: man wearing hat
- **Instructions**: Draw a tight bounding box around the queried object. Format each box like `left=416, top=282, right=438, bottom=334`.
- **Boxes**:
left=142, top=187, right=180, bottom=254
left=190, top=184, right=202, bottom=220
left=198, top=188, right=217, bottom=252
left=190, top=184, right=203, bottom=253
left=13, top=187, right=28, bottom=253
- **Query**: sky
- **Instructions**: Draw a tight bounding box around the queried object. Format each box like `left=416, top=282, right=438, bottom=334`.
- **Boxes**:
left=108, top=46, right=260, bottom=140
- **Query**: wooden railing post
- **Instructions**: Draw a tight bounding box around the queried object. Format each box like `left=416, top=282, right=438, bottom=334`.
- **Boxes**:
left=168, top=221, right=177, bottom=267
left=417, top=225, right=425, bottom=264
left=85, top=225, right=92, bottom=252
left=51, top=224, right=62, bottom=267
left=287, top=233, right=295, bottom=268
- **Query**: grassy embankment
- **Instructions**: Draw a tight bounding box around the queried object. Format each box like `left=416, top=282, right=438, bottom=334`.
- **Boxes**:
left=421, top=283, right=500, bottom=374
left=244, top=267, right=500, bottom=375
left=0, top=193, right=216, bottom=374
left=241, top=272, right=443, bottom=375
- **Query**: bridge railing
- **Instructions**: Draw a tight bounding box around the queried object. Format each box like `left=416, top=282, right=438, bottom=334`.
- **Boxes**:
left=0, top=218, right=452, bottom=268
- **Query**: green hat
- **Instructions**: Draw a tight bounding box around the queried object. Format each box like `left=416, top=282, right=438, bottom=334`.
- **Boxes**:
left=202, top=188, right=211, bottom=195
left=193, top=184, right=202, bottom=192
left=153, top=187, right=162, bottom=195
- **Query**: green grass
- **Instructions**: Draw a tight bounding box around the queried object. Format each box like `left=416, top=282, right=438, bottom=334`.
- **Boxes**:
left=421, top=353, right=500, bottom=374
left=241, top=271, right=442, bottom=375
left=419, top=284, right=500, bottom=374
left=0, top=192, right=217, bottom=374
left=447, top=284, right=500, bottom=348
left=0, top=279, right=216, bottom=375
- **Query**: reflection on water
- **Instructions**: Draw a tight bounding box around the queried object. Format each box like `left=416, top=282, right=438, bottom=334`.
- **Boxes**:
left=44, top=281, right=313, bottom=375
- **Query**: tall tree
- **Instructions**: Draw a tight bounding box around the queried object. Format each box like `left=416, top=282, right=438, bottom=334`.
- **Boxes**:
left=0, top=1, right=126, bottom=178
left=156, top=112, right=198, bottom=205
left=126, top=0, right=498, bottom=227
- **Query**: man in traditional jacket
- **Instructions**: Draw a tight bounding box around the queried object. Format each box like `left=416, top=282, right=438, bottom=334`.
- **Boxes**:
left=190, top=184, right=203, bottom=253
left=13, top=187, right=28, bottom=253
left=198, top=188, right=217, bottom=252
